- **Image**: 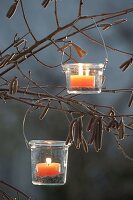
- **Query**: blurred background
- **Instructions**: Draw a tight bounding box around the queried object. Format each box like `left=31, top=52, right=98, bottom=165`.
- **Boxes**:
left=0, top=0, right=133, bottom=199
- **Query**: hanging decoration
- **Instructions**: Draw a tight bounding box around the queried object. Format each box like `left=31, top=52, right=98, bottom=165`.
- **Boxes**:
left=23, top=104, right=71, bottom=186
left=62, top=63, right=104, bottom=94
left=29, top=140, right=70, bottom=185
left=61, top=18, right=108, bottom=94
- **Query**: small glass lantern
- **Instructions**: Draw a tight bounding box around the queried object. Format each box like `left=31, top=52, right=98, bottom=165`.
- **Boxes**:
left=29, top=140, right=70, bottom=185
left=62, top=63, right=105, bottom=94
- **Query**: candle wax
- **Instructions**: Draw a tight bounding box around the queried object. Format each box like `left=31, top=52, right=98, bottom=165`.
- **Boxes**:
left=36, top=163, right=61, bottom=177
left=70, top=75, right=95, bottom=88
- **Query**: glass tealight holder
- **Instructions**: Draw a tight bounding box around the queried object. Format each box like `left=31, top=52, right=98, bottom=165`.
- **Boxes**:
left=62, top=63, right=105, bottom=94
left=29, top=140, right=70, bottom=185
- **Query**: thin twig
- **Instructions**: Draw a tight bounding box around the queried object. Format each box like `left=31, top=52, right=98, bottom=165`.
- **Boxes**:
left=78, top=0, right=83, bottom=16
left=20, top=0, right=37, bottom=42
left=54, top=0, right=60, bottom=29
left=32, top=52, right=69, bottom=68
left=16, top=63, right=50, bottom=95
left=0, top=181, right=30, bottom=199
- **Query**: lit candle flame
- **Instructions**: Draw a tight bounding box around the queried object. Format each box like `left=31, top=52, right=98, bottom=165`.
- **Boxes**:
left=46, top=157, right=52, bottom=165
left=78, top=64, right=83, bottom=75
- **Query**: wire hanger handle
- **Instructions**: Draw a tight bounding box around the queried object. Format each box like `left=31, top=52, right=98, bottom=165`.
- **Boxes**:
left=22, top=98, right=49, bottom=149
left=23, top=106, right=31, bottom=148
left=61, top=17, right=109, bottom=68
left=91, top=17, right=109, bottom=67
left=22, top=98, right=72, bottom=149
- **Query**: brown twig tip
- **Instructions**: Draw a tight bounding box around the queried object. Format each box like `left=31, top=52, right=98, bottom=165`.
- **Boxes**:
left=128, top=93, right=133, bottom=107
left=88, top=117, right=99, bottom=145
left=6, top=1, right=20, bottom=19
left=42, top=0, right=51, bottom=8
left=9, top=77, right=19, bottom=95
left=98, top=23, right=112, bottom=30
left=78, top=0, right=84, bottom=16
left=39, top=101, right=50, bottom=120
left=99, top=18, right=127, bottom=31
left=113, top=18, right=127, bottom=25
left=117, top=117, right=125, bottom=140
left=72, top=43, right=87, bottom=58
left=109, top=109, right=116, bottom=117
left=93, top=117, right=103, bottom=152
left=66, top=118, right=77, bottom=145
left=102, top=24, right=111, bottom=31
left=14, top=39, right=26, bottom=48
left=120, top=57, right=133, bottom=71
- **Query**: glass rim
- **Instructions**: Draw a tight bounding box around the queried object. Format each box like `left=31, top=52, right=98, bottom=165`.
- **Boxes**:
left=62, top=63, right=105, bottom=71
left=29, top=140, right=71, bottom=147
left=62, top=63, right=104, bottom=70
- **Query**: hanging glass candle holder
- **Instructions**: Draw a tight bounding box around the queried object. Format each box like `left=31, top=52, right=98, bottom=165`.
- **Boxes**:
left=29, top=140, right=70, bottom=185
left=62, top=63, right=105, bottom=94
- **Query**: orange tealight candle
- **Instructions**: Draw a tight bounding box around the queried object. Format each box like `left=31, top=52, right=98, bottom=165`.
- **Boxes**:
left=36, top=158, right=61, bottom=177
left=70, top=75, right=95, bottom=88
